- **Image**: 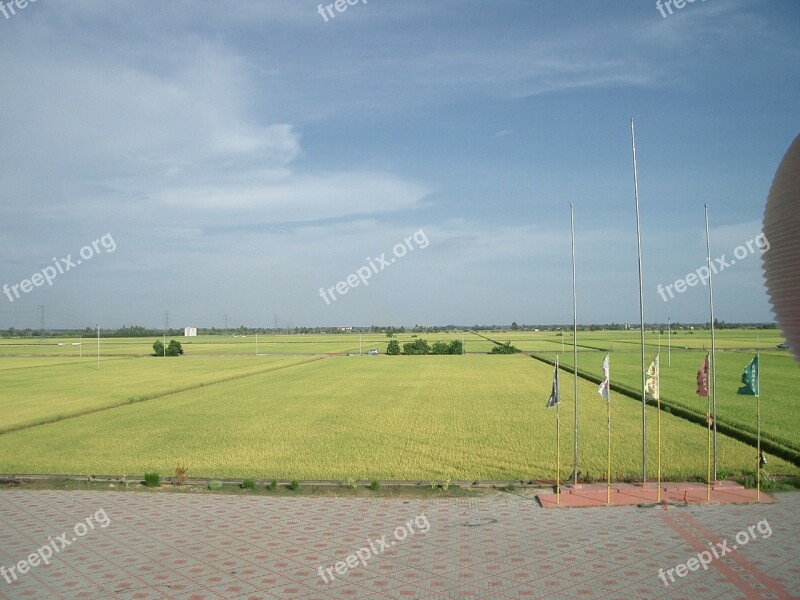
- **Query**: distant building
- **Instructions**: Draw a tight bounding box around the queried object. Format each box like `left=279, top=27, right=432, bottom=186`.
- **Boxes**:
left=338, top=326, right=353, bottom=332
left=184, top=327, right=198, bottom=337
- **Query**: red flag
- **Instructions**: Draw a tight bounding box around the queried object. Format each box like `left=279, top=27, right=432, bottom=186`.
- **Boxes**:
left=696, top=354, right=709, bottom=397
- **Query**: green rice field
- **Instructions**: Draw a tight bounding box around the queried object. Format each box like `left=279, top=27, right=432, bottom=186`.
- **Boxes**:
left=0, top=329, right=796, bottom=481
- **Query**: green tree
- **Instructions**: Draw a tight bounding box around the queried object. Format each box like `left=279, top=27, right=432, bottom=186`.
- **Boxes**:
left=431, top=341, right=450, bottom=355
left=403, top=338, right=429, bottom=355
left=165, top=340, right=183, bottom=356
left=153, top=340, right=164, bottom=356
left=490, top=341, right=518, bottom=354
left=511, top=321, right=519, bottom=331
left=387, top=340, right=401, bottom=355
left=448, top=340, right=463, bottom=355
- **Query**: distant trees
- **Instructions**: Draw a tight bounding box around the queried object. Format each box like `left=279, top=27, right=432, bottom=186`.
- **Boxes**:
left=392, top=339, right=463, bottom=356
left=490, top=341, right=518, bottom=354
left=153, top=339, right=183, bottom=357
left=403, top=339, right=430, bottom=355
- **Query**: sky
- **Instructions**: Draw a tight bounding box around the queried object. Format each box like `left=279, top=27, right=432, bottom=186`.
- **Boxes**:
left=1, top=0, right=798, bottom=330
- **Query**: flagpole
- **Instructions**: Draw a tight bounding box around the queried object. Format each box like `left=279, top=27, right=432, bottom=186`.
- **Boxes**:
left=599, top=355, right=611, bottom=504
left=704, top=204, right=718, bottom=481
left=570, top=204, right=579, bottom=485
left=657, top=354, right=662, bottom=502
left=607, top=380, right=611, bottom=505
left=705, top=353, right=712, bottom=502
left=757, top=352, right=761, bottom=502
left=707, top=389, right=712, bottom=501
left=667, top=317, right=671, bottom=367
left=631, top=118, right=647, bottom=483
left=556, top=355, right=561, bottom=505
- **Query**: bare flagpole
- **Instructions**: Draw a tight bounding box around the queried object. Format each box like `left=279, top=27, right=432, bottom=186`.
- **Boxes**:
left=571, top=204, right=579, bottom=484
left=668, top=317, right=671, bottom=367
left=704, top=204, right=718, bottom=481
left=556, top=355, right=561, bottom=505
left=756, top=352, right=761, bottom=501
left=631, top=118, right=648, bottom=483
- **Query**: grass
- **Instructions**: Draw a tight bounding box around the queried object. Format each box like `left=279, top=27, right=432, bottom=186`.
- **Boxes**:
left=0, top=355, right=320, bottom=433
left=548, top=341, right=800, bottom=455
left=0, top=353, right=793, bottom=480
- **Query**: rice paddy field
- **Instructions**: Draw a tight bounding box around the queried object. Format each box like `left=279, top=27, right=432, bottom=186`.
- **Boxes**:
left=0, top=330, right=796, bottom=481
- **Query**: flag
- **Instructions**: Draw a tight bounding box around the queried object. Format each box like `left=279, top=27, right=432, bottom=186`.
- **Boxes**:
left=545, top=361, right=560, bottom=408
left=598, top=379, right=610, bottom=401
left=737, top=354, right=759, bottom=396
left=645, top=354, right=660, bottom=402
left=598, top=354, right=610, bottom=401
left=696, top=354, right=709, bottom=397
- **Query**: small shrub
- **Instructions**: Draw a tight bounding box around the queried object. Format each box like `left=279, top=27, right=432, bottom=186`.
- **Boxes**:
left=430, top=480, right=437, bottom=489
left=716, top=470, right=730, bottom=481
left=268, top=479, right=277, bottom=491
left=175, top=466, right=187, bottom=486
left=370, top=480, right=380, bottom=491
left=346, top=478, right=357, bottom=489
left=289, top=479, right=300, bottom=491
left=507, top=483, right=516, bottom=492
left=241, top=479, right=256, bottom=490
left=208, top=480, right=223, bottom=491
left=144, top=472, right=160, bottom=487
left=442, top=479, right=451, bottom=491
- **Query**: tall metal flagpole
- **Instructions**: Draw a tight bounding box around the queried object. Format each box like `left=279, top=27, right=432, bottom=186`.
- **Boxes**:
left=96, top=325, right=100, bottom=370
left=656, top=354, right=662, bottom=502
left=571, top=204, right=579, bottom=485
left=756, top=352, right=761, bottom=502
left=607, top=376, right=612, bottom=505
left=556, top=355, right=561, bottom=505
left=704, top=204, right=718, bottom=481
left=667, top=317, right=671, bottom=367
left=631, top=118, right=648, bottom=483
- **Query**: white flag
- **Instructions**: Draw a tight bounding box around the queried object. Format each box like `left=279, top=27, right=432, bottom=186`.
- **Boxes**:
left=598, top=379, right=610, bottom=401
left=598, top=354, right=610, bottom=401
left=645, top=354, right=660, bottom=402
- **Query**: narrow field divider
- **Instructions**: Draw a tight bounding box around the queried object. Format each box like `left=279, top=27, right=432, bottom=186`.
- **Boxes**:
left=0, top=356, right=327, bottom=437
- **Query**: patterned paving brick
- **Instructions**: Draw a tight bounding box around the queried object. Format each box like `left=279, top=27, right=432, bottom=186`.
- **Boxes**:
left=0, top=490, right=798, bottom=598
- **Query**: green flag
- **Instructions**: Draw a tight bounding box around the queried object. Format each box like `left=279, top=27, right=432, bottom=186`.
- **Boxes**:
left=737, top=354, right=759, bottom=396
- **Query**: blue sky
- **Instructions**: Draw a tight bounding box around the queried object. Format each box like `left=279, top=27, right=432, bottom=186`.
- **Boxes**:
left=1, top=0, right=798, bottom=330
